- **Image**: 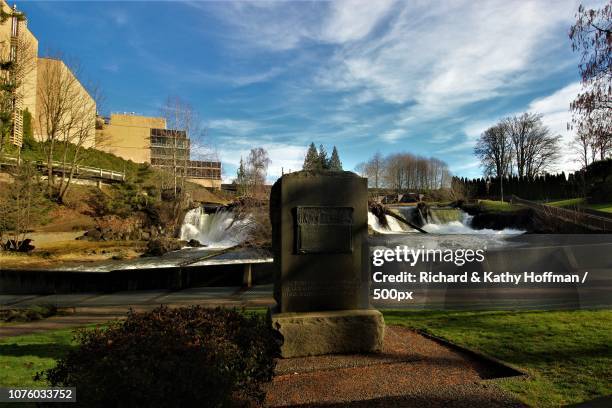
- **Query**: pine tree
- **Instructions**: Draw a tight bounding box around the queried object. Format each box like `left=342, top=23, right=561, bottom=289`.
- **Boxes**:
left=318, top=144, right=329, bottom=170
left=328, top=146, right=342, bottom=171
left=303, top=142, right=319, bottom=170
left=235, top=157, right=247, bottom=195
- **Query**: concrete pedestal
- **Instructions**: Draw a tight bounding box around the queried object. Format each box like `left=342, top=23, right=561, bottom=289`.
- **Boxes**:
left=271, top=309, right=385, bottom=358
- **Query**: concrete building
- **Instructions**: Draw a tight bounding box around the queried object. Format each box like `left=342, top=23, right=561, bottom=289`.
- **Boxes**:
left=96, top=113, right=166, bottom=163
left=97, top=113, right=222, bottom=189
left=0, top=1, right=95, bottom=149
left=35, top=57, right=97, bottom=149
left=0, top=2, right=221, bottom=188
left=0, top=0, right=38, bottom=147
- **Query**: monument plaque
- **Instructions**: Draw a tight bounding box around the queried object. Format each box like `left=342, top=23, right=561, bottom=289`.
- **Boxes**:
left=270, top=170, right=385, bottom=357
left=296, top=206, right=353, bottom=254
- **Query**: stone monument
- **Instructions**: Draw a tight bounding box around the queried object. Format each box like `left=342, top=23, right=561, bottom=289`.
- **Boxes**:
left=269, top=170, right=385, bottom=358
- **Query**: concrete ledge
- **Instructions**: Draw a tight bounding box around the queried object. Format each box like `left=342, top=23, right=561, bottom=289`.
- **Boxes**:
left=271, top=309, right=385, bottom=358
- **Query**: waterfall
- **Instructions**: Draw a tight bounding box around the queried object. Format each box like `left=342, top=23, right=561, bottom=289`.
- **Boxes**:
left=430, top=208, right=462, bottom=224
left=368, top=212, right=412, bottom=234
left=422, top=212, right=524, bottom=235
left=371, top=208, right=524, bottom=235
left=180, top=207, right=250, bottom=248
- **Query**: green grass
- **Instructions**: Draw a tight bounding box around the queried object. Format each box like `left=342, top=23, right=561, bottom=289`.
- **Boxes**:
left=586, top=203, right=612, bottom=213
left=477, top=199, right=523, bottom=212
left=0, top=327, right=78, bottom=387
left=546, top=198, right=612, bottom=214
left=3, top=139, right=144, bottom=175
left=546, top=198, right=586, bottom=208
left=1, top=310, right=610, bottom=407
left=383, top=309, right=612, bottom=407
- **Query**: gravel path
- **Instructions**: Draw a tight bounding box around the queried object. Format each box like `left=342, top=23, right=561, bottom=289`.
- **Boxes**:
left=266, top=326, right=524, bottom=407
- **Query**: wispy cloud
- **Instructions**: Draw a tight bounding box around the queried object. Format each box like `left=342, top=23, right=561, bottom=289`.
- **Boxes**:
left=527, top=81, right=582, bottom=171
left=208, top=119, right=261, bottom=136
left=318, top=0, right=575, bottom=118
left=109, top=9, right=128, bottom=26
left=37, top=0, right=583, bottom=180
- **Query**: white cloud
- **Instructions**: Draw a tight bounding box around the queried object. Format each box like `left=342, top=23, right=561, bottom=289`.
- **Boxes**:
left=527, top=81, right=582, bottom=172
left=451, top=160, right=480, bottom=172
left=186, top=0, right=583, bottom=177
left=202, top=2, right=319, bottom=51
left=208, top=119, right=260, bottom=136
left=381, top=128, right=405, bottom=143
left=457, top=82, right=582, bottom=172
left=319, top=0, right=575, bottom=118
left=204, top=0, right=396, bottom=51
left=321, top=0, right=396, bottom=43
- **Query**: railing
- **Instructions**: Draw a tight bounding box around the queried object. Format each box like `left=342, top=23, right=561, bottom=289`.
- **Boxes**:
left=0, top=156, right=125, bottom=182
left=511, top=195, right=612, bottom=232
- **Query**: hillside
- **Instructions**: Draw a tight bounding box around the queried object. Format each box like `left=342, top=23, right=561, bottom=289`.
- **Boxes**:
left=1, top=141, right=227, bottom=234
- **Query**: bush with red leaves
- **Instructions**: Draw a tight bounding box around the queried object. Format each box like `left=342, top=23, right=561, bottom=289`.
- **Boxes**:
left=36, top=306, right=281, bottom=407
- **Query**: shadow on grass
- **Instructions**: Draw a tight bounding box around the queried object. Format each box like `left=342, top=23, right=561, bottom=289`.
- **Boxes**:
left=382, top=310, right=612, bottom=367
left=0, top=343, right=75, bottom=359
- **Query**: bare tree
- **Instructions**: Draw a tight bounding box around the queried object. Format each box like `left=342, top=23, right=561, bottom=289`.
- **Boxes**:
left=159, top=96, right=207, bottom=196
left=35, top=54, right=97, bottom=201
left=569, top=2, right=612, bottom=161
left=570, top=129, right=596, bottom=169
left=361, top=151, right=384, bottom=189
left=474, top=123, right=513, bottom=200
left=506, top=113, right=561, bottom=178
left=384, top=154, right=407, bottom=193
left=366, top=152, right=383, bottom=189
left=0, top=161, right=47, bottom=250
left=56, top=83, right=101, bottom=202
left=360, top=152, right=452, bottom=193
left=245, top=147, right=271, bottom=199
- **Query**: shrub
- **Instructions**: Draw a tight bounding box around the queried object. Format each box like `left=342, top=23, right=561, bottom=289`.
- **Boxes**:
left=585, top=159, right=612, bottom=203
left=36, top=306, right=281, bottom=407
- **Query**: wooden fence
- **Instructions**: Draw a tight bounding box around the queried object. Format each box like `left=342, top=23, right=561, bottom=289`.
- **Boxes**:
left=0, top=156, right=125, bottom=183
left=511, top=195, right=612, bottom=232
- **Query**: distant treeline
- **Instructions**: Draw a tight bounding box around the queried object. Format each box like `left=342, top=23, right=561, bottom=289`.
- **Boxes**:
left=356, top=152, right=452, bottom=192
left=452, top=173, right=583, bottom=201
left=454, top=159, right=611, bottom=202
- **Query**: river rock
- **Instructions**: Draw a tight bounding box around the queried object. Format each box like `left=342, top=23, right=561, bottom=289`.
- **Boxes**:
left=186, top=239, right=205, bottom=248
left=85, top=228, right=102, bottom=240
left=3, top=238, right=35, bottom=252
left=142, top=237, right=184, bottom=257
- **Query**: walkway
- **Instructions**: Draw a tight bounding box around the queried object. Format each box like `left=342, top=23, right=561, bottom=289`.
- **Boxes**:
left=2, top=279, right=610, bottom=338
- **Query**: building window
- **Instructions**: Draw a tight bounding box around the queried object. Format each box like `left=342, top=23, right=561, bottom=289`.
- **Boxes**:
left=11, top=16, right=18, bottom=37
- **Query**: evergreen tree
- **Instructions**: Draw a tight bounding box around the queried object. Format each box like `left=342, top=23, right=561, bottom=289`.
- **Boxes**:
left=303, top=142, right=319, bottom=170
left=235, top=157, right=247, bottom=195
left=318, top=144, right=328, bottom=170
left=328, top=146, right=342, bottom=171
left=22, top=109, right=35, bottom=151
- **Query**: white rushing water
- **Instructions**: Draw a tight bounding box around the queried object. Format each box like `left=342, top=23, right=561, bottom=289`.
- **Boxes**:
left=422, top=212, right=524, bottom=235
left=180, top=207, right=250, bottom=248
left=368, top=212, right=411, bottom=234
left=368, top=210, right=524, bottom=235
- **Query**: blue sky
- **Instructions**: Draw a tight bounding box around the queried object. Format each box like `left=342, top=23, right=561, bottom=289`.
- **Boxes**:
left=19, top=0, right=596, bottom=182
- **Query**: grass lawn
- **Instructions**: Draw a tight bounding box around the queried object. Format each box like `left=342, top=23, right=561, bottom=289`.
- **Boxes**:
left=1, top=310, right=610, bottom=407
left=587, top=203, right=612, bottom=213
left=546, top=198, right=586, bottom=208
left=0, top=240, right=148, bottom=269
left=545, top=198, right=612, bottom=214
left=477, top=199, right=523, bottom=212
left=384, top=309, right=612, bottom=407
left=0, top=327, right=78, bottom=388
